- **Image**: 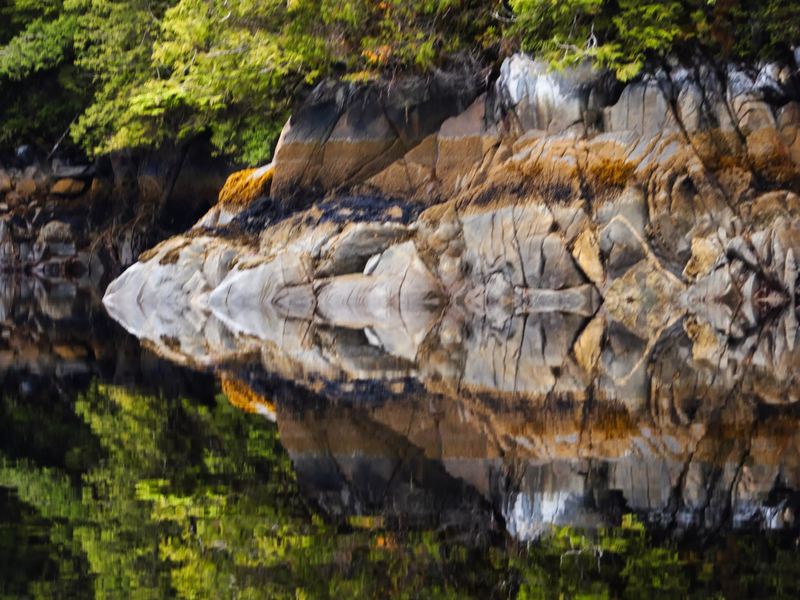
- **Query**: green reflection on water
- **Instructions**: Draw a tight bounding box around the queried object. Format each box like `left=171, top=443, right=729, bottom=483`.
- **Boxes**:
left=0, top=382, right=799, bottom=599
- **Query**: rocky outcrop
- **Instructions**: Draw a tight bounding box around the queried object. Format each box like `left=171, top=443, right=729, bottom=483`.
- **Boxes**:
left=104, top=55, right=800, bottom=408
left=268, top=55, right=800, bottom=271
left=103, top=53, right=800, bottom=536
left=270, top=75, right=482, bottom=199
left=104, top=183, right=799, bottom=395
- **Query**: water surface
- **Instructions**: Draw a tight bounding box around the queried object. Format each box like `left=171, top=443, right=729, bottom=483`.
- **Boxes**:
left=1, top=277, right=799, bottom=599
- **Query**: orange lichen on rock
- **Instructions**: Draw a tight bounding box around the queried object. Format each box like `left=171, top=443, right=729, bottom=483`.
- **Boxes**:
left=221, top=377, right=276, bottom=416
left=218, top=162, right=275, bottom=207
left=588, top=157, right=636, bottom=189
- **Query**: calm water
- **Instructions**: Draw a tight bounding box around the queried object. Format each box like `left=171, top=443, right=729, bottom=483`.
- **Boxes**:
left=0, top=277, right=799, bottom=599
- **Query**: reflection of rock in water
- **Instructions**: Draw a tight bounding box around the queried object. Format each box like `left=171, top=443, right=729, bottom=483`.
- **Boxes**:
left=215, top=332, right=800, bottom=540
left=270, top=381, right=800, bottom=539
left=102, top=194, right=800, bottom=538
left=103, top=192, right=800, bottom=400
left=0, top=276, right=102, bottom=377
left=0, top=274, right=217, bottom=409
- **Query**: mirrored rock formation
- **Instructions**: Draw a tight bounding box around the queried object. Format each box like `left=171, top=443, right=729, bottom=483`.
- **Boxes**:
left=104, top=191, right=799, bottom=394
left=103, top=51, right=800, bottom=539
left=102, top=193, right=800, bottom=538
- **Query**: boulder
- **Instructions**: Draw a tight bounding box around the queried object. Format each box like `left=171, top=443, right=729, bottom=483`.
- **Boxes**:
left=50, top=178, right=86, bottom=196
left=497, top=54, right=609, bottom=136
left=603, top=78, right=677, bottom=136
left=39, top=221, right=74, bottom=244
left=271, top=76, right=481, bottom=199
left=15, top=178, right=37, bottom=196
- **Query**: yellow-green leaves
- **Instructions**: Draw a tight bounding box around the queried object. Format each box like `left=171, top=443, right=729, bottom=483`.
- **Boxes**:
left=4, top=0, right=800, bottom=160
left=509, top=0, right=800, bottom=81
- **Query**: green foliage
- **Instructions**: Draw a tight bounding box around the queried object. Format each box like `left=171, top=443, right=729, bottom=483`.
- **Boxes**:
left=0, top=1, right=77, bottom=78
left=3, top=0, right=800, bottom=160
left=508, top=0, right=800, bottom=81
left=1, top=0, right=497, bottom=162
left=69, top=0, right=497, bottom=161
left=0, top=485, right=91, bottom=600
left=69, top=0, right=180, bottom=155
left=0, top=0, right=88, bottom=147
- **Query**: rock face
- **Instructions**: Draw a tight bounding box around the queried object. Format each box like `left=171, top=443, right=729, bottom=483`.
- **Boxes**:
left=104, top=53, right=800, bottom=535
left=270, top=74, right=482, bottom=199
left=269, top=56, right=800, bottom=270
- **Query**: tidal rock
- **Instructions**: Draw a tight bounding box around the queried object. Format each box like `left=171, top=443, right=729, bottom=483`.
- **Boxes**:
left=104, top=182, right=800, bottom=411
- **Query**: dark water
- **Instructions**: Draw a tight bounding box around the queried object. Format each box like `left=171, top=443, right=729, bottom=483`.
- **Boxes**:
left=1, top=279, right=800, bottom=599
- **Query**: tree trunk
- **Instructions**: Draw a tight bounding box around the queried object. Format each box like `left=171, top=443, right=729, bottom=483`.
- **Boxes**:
left=156, top=140, right=192, bottom=222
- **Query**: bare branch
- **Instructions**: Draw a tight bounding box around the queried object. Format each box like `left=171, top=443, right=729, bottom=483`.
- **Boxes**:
left=205, top=45, right=249, bottom=58
left=46, top=113, right=80, bottom=160
left=147, top=2, right=161, bottom=24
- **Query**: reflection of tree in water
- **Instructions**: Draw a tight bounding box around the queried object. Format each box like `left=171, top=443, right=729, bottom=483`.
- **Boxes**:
left=0, top=484, right=91, bottom=599
left=1, top=382, right=800, bottom=599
